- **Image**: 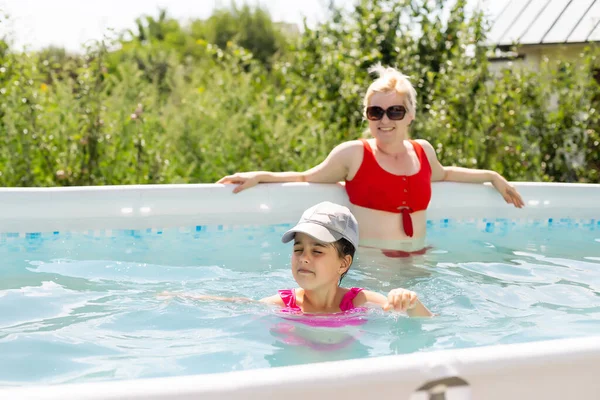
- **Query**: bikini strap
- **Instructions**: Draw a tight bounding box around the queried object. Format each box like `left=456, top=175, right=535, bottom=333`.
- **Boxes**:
left=339, top=287, right=364, bottom=311
left=360, top=138, right=374, bottom=155
left=278, top=289, right=301, bottom=310
left=409, top=140, right=431, bottom=171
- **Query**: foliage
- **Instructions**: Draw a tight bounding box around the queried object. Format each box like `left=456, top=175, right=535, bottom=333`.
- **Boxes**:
left=0, top=0, right=598, bottom=187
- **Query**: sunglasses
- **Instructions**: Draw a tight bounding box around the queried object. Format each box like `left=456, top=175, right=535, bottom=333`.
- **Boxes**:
left=365, top=105, right=407, bottom=121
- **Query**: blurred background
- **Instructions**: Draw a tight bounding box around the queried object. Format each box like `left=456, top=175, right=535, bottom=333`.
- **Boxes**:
left=0, top=0, right=598, bottom=187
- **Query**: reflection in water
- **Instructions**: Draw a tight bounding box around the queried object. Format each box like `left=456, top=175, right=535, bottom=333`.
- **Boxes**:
left=355, top=246, right=433, bottom=281
left=266, top=321, right=371, bottom=367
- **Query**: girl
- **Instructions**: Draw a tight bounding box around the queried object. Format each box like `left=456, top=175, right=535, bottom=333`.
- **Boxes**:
left=164, top=201, right=433, bottom=317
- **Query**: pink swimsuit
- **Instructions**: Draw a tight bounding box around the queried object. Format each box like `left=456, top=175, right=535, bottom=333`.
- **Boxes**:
left=277, top=288, right=366, bottom=327
left=279, top=288, right=364, bottom=312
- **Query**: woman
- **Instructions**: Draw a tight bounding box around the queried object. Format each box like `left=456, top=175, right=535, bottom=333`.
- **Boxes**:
left=217, top=65, right=524, bottom=254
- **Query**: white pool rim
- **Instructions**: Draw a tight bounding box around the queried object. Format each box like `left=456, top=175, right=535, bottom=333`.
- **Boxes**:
left=1, top=181, right=599, bottom=399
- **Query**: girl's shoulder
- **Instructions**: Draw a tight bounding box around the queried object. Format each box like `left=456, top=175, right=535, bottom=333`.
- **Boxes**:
left=337, top=287, right=363, bottom=311
left=352, top=289, right=387, bottom=307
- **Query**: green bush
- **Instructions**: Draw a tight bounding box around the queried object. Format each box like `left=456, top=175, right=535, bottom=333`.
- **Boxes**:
left=0, top=0, right=598, bottom=187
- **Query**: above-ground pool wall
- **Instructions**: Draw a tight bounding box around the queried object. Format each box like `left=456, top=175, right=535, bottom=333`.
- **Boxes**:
left=0, top=336, right=599, bottom=399
left=1, top=182, right=600, bottom=399
left=0, top=182, right=599, bottom=234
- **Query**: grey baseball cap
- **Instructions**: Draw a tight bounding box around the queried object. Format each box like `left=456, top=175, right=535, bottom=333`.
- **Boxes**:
left=281, top=201, right=359, bottom=249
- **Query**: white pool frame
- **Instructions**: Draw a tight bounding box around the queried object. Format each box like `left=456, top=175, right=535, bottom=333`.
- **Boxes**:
left=1, top=182, right=600, bottom=399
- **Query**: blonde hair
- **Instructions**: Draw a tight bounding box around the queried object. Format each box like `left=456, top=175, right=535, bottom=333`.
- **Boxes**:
left=363, top=64, right=417, bottom=118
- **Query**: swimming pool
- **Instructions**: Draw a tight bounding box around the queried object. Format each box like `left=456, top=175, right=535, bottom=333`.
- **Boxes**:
left=1, top=182, right=599, bottom=398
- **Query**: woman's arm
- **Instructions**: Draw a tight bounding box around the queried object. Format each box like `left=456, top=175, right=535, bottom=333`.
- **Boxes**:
left=217, top=140, right=362, bottom=193
left=355, top=289, right=434, bottom=317
left=416, top=139, right=525, bottom=208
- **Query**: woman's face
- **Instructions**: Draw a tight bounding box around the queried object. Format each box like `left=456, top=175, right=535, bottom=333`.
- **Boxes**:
left=367, top=91, right=414, bottom=143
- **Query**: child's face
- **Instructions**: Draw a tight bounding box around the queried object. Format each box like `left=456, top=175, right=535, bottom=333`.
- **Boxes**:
left=291, top=233, right=346, bottom=290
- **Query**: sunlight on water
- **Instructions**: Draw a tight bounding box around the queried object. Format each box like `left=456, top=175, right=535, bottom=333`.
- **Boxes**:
left=1, top=220, right=599, bottom=386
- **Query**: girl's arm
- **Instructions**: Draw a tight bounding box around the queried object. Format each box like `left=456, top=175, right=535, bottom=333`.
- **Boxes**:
left=415, top=139, right=525, bottom=208
left=258, top=294, right=285, bottom=306
left=158, top=292, right=253, bottom=303
left=356, top=289, right=434, bottom=317
left=159, top=292, right=284, bottom=306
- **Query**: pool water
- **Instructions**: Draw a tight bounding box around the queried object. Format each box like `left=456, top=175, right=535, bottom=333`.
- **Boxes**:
left=1, top=218, right=599, bottom=386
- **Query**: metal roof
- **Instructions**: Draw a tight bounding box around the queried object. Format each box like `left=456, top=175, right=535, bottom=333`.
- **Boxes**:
left=486, top=0, right=600, bottom=46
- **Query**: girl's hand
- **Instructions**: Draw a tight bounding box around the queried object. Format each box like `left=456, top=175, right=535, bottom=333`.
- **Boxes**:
left=217, top=172, right=261, bottom=193
left=491, top=173, right=525, bottom=208
left=383, top=288, right=419, bottom=312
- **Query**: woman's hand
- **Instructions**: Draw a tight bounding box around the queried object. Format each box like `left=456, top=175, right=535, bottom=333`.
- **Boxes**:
left=491, top=173, right=525, bottom=208
left=382, top=288, right=419, bottom=312
left=217, top=172, right=262, bottom=193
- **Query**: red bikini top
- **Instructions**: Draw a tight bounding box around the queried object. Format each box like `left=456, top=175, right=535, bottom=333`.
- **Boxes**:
left=344, top=139, right=432, bottom=237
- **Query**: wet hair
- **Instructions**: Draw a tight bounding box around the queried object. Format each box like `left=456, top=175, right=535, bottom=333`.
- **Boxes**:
left=363, top=63, right=417, bottom=118
left=332, top=238, right=356, bottom=285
